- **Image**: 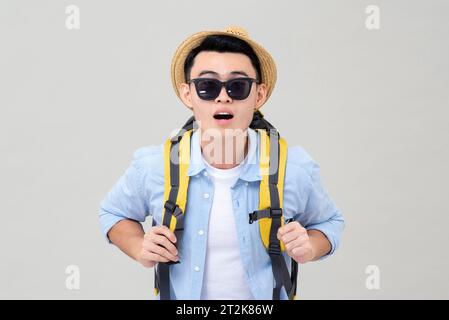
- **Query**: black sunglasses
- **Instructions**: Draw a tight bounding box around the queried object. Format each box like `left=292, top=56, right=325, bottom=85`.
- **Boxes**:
left=188, top=77, right=259, bottom=101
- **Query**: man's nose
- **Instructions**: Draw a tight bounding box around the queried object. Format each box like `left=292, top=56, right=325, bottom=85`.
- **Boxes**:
left=215, top=85, right=232, bottom=103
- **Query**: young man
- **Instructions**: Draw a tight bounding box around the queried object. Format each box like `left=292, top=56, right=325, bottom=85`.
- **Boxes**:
left=99, top=26, right=345, bottom=300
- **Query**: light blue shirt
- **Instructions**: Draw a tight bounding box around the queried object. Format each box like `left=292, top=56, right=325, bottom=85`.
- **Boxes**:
left=99, top=128, right=345, bottom=300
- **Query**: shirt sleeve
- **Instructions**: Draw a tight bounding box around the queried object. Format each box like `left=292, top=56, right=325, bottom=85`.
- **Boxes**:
left=292, top=148, right=345, bottom=260
left=98, top=150, right=150, bottom=243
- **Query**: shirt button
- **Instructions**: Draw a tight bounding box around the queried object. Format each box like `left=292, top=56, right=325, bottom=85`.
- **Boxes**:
left=245, top=182, right=249, bottom=186
left=198, top=229, right=204, bottom=236
left=203, top=171, right=208, bottom=177
left=194, top=266, right=200, bottom=272
left=203, top=193, right=210, bottom=199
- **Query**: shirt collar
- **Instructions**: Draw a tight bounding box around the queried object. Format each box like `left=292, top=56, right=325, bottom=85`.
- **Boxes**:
left=187, top=127, right=261, bottom=182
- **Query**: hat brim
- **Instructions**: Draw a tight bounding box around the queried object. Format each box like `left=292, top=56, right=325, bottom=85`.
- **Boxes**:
left=170, top=29, right=277, bottom=108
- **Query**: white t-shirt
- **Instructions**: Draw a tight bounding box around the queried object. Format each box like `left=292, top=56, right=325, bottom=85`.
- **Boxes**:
left=200, top=153, right=254, bottom=300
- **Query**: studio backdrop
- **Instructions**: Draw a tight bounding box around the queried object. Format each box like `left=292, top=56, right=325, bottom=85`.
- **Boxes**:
left=1, top=0, right=448, bottom=299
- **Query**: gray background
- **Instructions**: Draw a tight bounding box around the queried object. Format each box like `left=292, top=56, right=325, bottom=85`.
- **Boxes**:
left=1, top=0, right=448, bottom=299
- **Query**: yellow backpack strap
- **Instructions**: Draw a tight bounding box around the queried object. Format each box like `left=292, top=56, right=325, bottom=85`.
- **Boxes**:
left=253, top=128, right=287, bottom=251
left=249, top=128, right=298, bottom=300
left=162, top=129, right=191, bottom=231
left=155, top=124, right=194, bottom=300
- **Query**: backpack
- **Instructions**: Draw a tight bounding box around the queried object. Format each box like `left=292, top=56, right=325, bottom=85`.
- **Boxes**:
left=154, top=111, right=298, bottom=300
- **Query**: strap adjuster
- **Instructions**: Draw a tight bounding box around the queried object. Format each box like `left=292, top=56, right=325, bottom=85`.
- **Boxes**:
left=270, top=207, right=282, bottom=218
left=164, top=200, right=183, bottom=218
left=268, top=243, right=281, bottom=255
left=268, top=208, right=282, bottom=256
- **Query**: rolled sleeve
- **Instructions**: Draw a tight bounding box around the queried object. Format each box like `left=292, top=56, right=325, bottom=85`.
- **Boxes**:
left=294, top=152, right=345, bottom=260
left=99, top=151, right=149, bottom=243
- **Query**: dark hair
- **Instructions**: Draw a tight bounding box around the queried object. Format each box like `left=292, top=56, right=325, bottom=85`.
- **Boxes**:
left=183, top=35, right=262, bottom=83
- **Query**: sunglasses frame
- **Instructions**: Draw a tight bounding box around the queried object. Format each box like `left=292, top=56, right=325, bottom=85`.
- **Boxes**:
left=187, top=77, right=260, bottom=101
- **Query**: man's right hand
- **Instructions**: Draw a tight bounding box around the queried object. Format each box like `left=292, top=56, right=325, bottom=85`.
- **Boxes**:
left=138, top=225, right=179, bottom=268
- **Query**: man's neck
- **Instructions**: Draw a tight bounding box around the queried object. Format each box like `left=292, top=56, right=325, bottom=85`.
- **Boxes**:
left=200, top=128, right=249, bottom=170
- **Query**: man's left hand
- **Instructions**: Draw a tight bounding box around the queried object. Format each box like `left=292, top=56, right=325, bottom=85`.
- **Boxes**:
left=277, top=221, right=315, bottom=264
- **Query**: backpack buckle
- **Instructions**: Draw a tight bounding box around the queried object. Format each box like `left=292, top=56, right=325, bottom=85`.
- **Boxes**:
left=248, top=207, right=283, bottom=224
left=270, top=207, right=282, bottom=218
left=164, top=200, right=183, bottom=218
left=248, top=211, right=258, bottom=224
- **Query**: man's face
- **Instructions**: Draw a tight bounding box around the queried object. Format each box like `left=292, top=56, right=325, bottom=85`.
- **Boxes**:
left=179, top=51, right=267, bottom=134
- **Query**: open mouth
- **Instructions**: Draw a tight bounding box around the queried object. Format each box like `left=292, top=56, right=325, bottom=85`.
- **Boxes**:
left=213, top=112, right=234, bottom=120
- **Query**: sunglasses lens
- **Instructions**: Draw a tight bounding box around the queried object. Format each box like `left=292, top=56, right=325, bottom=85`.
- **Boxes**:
left=227, top=79, right=252, bottom=100
left=192, top=78, right=254, bottom=101
left=195, top=79, right=221, bottom=100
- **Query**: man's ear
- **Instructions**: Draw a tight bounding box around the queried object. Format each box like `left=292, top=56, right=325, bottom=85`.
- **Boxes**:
left=254, top=83, right=267, bottom=111
left=179, top=83, right=194, bottom=110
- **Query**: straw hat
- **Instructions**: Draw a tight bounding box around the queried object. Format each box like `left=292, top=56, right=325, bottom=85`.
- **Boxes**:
left=170, top=25, right=277, bottom=108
